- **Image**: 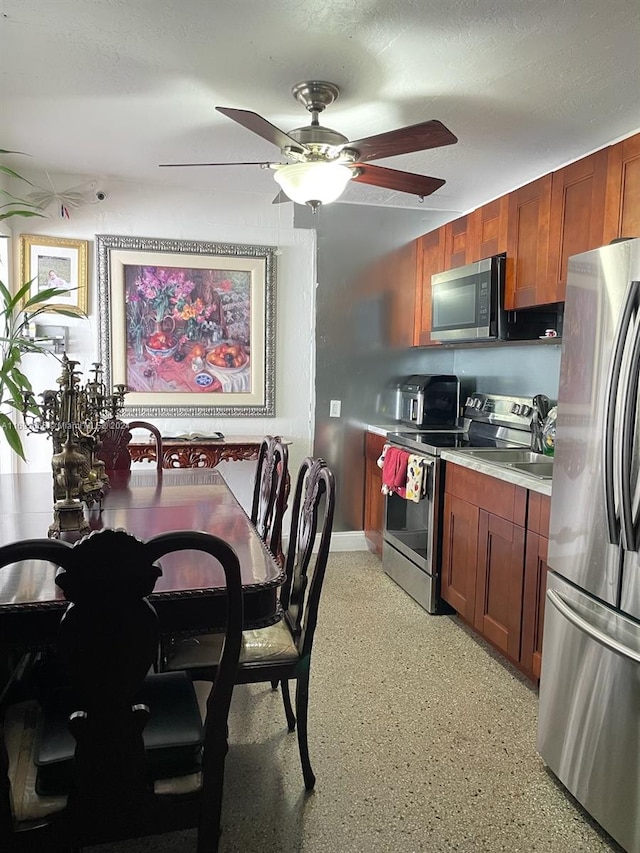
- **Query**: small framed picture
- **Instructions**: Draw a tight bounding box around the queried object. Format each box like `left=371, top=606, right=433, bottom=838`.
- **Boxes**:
left=19, top=234, right=89, bottom=313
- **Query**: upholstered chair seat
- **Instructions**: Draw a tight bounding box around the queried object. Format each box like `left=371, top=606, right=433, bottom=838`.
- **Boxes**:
left=163, top=457, right=335, bottom=791
left=0, top=529, right=242, bottom=853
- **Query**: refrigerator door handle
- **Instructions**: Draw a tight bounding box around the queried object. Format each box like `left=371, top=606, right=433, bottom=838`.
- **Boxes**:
left=547, top=588, right=640, bottom=664
left=619, top=297, right=640, bottom=551
left=603, top=279, right=640, bottom=545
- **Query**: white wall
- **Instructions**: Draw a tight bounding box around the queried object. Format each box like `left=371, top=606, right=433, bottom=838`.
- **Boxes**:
left=7, top=178, right=317, bottom=513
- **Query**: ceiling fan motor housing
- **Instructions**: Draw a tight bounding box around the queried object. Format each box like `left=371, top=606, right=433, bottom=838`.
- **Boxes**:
left=286, top=125, right=355, bottom=162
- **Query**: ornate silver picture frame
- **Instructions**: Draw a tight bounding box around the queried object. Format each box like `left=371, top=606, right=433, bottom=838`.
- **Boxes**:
left=96, top=235, right=276, bottom=418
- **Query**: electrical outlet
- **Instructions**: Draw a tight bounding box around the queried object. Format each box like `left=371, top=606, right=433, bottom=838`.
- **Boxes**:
left=329, top=399, right=341, bottom=418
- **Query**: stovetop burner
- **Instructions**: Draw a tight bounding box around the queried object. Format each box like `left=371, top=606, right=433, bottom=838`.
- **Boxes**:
left=387, top=429, right=527, bottom=456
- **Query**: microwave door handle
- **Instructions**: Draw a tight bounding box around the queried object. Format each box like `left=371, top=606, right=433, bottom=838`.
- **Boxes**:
left=619, top=289, right=640, bottom=551
left=603, top=279, right=638, bottom=545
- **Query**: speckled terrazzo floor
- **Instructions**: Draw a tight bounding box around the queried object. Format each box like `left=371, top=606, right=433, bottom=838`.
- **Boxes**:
left=89, top=551, right=623, bottom=853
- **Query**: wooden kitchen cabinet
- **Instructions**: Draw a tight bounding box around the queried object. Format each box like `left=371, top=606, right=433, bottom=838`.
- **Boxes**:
left=364, top=431, right=387, bottom=556
left=443, top=213, right=479, bottom=269
left=442, top=461, right=553, bottom=679
left=521, top=492, right=551, bottom=680
left=413, top=228, right=445, bottom=346
left=441, top=491, right=479, bottom=623
left=547, top=149, right=609, bottom=303
left=472, top=196, right=509, bottom=260
left=442, top=463, right=526, bottom=654
left=604, top=133, right=640, bottom=243
left=475, top=510, right=525, bottom=661
left=386, top=239, right=418, bottom=349
left=505, top=174, right=552, bottom=309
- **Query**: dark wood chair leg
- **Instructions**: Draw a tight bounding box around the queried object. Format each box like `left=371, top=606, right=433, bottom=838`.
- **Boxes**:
left=270, top=679, right=279, bottom=690
left=196, top=734, right=229, bottom=853
left=294, top=673, right=315, bottom=790
left=281, top=679, right=296, bottom=731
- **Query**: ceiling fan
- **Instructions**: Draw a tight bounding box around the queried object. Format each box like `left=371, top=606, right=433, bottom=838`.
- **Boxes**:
left=160, top=81, right=458, bottom=211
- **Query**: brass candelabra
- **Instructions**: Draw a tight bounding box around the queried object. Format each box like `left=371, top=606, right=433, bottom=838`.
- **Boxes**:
left=22, top=354, right=127, bottom=537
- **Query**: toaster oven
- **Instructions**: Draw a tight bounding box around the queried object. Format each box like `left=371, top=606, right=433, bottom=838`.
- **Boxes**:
left=399, top=375, right=460, bottom=428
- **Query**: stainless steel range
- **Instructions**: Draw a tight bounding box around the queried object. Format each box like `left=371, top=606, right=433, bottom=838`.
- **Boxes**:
left=382, top=392, right=537, bottom=614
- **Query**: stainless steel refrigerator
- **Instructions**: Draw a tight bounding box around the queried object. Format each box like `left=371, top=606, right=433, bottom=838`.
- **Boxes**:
left=538, top=238, right=640, bottom=853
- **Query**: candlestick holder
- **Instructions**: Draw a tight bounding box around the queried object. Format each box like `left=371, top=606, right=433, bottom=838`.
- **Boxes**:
left=48, top=430, right=91, bottom=538
left=22, top=354, right=128, bottom=529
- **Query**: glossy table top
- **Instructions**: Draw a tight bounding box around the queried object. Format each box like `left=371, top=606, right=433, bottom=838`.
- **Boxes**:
left=0, top=469, right=283, bottom=640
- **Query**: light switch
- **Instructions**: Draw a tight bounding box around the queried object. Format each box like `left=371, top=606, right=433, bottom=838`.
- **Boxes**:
left=329, top=399, right=341, bottom=418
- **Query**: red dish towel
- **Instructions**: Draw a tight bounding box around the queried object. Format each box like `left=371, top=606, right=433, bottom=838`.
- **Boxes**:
left=381, top=446, right=410, bottom=498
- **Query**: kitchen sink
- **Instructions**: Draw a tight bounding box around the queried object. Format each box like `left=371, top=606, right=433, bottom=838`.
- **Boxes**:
left=461, top=448, right=546, bottom=464
left=455, top=447, right=554, bottom=480
left=506, top=461, right=554, bottom=479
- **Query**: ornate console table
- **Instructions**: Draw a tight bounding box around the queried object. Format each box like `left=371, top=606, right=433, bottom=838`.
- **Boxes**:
left=129, top=435, right=268, bottom=469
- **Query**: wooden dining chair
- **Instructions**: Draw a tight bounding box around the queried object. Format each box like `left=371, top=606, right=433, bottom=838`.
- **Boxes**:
left=98, top=417, right=164, bottom=471
left=0, top=527, right=243, bottom=853
left=251, top=435, right=289, bottom=566
left=164, top=457, right=335, bottom=790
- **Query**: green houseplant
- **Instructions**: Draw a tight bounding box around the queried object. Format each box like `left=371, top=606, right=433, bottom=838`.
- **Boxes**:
left=1, top=149, right=84, bottom=459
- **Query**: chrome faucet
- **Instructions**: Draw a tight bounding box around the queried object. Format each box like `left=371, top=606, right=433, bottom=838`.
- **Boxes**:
left=530, top=394, right=551, bottom=453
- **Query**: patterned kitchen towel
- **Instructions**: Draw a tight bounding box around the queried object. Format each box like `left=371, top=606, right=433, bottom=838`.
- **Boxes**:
left=406, top=454, right=427, bottom=502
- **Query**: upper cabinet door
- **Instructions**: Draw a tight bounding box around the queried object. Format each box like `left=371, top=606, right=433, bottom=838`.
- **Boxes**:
left=604, top=134, right=640, bottom=243
left=505, top=175, right=552, bottom=310
left=473, top=196, right=509, bottom=260
left=413, top=228, right=445, bottom=346
left=547, top=149, right=608, bottom=303
left=387, top=239, right=418, bottom=349
left=443, top=214, right=480, bottom=269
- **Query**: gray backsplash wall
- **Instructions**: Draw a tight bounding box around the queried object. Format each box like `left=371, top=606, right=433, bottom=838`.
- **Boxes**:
left=295, top=204, right=561, bottom=532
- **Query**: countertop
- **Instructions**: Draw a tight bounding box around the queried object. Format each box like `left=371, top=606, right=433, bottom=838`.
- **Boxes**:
left=360, top=421, right=418, bottom=437
left=362, top=423, right=552, bottom=496
left=440, top=449, right=552, bottom=497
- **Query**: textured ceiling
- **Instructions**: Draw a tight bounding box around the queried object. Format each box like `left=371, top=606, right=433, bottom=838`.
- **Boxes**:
left=1, top=0, right=639, bottom=213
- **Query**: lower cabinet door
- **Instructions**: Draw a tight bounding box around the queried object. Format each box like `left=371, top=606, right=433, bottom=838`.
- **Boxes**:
left=474, top=510, right=525, bottom=662
left=441, top=492, right=479, bottom=623
left=521, top=531, right=549, bottom=679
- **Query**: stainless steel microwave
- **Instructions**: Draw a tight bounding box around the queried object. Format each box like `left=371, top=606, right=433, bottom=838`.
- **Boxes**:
left=430, top=254, right=506, bottom=342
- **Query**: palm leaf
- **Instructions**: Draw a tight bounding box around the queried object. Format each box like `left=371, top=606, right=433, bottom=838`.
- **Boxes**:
left=0, top=413, right=25, bottom=459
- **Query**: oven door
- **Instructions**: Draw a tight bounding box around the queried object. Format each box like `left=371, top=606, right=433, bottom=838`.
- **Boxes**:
left=382, top=455, right=439, bottom=613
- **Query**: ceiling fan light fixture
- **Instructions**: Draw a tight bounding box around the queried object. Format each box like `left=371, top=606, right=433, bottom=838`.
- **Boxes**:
left=273, top=161, right=353, bottom=207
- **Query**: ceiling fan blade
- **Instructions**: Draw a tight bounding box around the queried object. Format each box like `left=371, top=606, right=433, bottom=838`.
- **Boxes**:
left=159, top=161, right=274, bottom=167
left=351, top=164, right=445, bottom=198
left=216, top=106, right=308, bottom=154
left=346, top=120, right=457, bottom=163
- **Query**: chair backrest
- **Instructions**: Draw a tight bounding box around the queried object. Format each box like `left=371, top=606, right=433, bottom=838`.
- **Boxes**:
left=98, top=418, right=163, bottom=471
left=280, top=457, right=335, bottom=660
left=0, top=528, right=243, bottom=849
left=250, top=435, right=289, bottom=566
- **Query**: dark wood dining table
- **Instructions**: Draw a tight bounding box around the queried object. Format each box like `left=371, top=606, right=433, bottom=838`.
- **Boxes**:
left=0, top=468, right=284, bottom=648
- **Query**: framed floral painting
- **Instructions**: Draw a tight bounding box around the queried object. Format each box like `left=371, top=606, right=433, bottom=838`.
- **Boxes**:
left=96, top=235, right=276, bottom=417
left=19, top=234, right=88, bottom=312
